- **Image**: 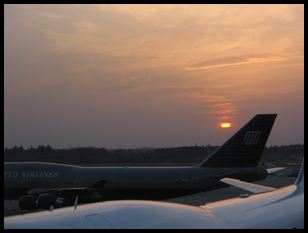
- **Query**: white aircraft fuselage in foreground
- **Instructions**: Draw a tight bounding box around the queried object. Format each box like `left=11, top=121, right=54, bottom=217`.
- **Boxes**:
left=4, top=161, right=304, bottom=229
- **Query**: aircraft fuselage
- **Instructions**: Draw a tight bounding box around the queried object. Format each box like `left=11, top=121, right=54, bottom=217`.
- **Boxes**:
left=4, top=162, right=268, bottom=200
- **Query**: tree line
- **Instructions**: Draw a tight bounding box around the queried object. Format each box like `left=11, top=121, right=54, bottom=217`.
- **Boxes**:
left=4, top=144, right=304, bottom=165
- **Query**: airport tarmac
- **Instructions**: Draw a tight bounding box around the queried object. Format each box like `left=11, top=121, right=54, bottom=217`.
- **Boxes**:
left=4, top=175, right=296, bottom=217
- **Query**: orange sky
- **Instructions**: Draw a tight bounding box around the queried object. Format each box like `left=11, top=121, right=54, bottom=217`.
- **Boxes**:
left=4, top=4, right=304, bottom=148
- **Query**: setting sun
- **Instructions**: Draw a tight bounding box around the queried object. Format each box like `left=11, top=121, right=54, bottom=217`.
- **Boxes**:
left=220, top=123, right=231, bottom=128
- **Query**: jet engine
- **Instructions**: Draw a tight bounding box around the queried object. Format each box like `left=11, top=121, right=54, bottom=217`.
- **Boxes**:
left=37, top=194, right=74, bottom=209
left=37, top=193, right=58, bottom=209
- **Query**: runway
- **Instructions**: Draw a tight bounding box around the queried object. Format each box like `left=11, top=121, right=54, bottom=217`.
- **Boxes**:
left=4, top=175, right=296, bottom=217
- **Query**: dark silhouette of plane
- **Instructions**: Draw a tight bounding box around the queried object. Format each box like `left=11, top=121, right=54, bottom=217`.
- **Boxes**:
left=4, top=114, right=277, bottom=210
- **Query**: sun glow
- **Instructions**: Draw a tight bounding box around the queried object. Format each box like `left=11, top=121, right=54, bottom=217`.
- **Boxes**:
left=220, top=123, right=231, bottom=128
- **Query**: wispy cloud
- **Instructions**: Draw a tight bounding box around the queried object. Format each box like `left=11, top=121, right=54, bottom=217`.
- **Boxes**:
left=188, top=94, right=238, bottom=121
left=186, top=53, right=290, bottom=70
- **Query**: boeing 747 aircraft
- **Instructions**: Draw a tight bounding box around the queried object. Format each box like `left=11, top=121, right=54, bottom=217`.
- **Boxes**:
left=5, top=114, right=277, bottom=210
left=4, top=159, right=303, bottom=229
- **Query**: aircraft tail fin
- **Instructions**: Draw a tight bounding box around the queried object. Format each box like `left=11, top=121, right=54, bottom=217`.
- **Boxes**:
left=200, top=114, right=277, bottom=167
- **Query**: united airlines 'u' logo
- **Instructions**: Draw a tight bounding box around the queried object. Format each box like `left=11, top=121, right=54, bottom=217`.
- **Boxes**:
left=243, top=131, right=261, bottom=145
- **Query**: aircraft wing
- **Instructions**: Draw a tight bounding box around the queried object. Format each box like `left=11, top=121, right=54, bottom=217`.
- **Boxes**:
left=220, top=178, right=276, bottom=194
left=266, top=167, right=286, bottom=174
left=26, top=180, right=107, bottom=197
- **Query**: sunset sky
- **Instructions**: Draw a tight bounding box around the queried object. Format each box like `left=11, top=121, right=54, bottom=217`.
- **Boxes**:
left=4, top=4, right=304, bottom=149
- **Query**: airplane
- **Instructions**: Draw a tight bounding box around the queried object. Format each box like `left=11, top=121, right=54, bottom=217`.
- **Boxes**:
left=4, top=114, right=278, bottom=211
left=4, top=159, right=304, bottom=229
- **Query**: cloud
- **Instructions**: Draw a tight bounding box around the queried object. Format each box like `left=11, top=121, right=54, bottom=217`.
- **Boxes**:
left=24, top=4, right=302, bottom=73
left=186, top=53, right=291, bottom=70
